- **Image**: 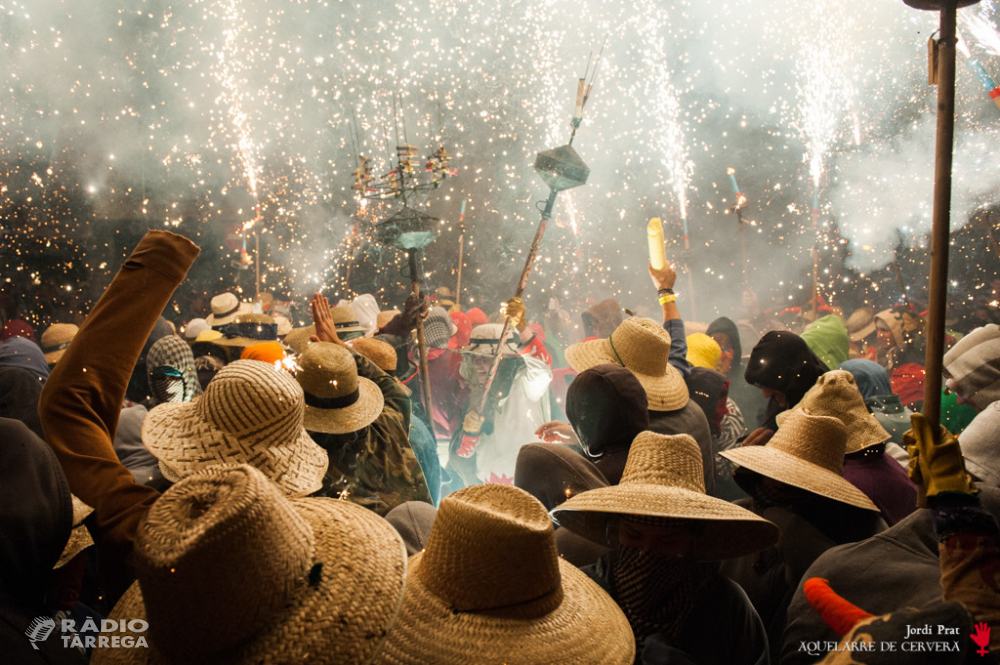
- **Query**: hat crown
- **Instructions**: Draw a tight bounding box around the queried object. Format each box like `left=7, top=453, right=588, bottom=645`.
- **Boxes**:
left=610, top=318, right=670, bottom=375
left=136, top=464, right=314, bottom=658
left=768, top=411, right=848, bottom=475
left=417, top=485, right=563, bottom=615
left=796, top=370, right=888, bottom=452
left=296, top=343, right=360, bottom=398
left=197, top=360, right=305, bottom=438
left=330, top=305, right=359, bottom=325
left=349, top=337, right=397, bottom=372
left=619, top=432, right=705, bottom=493
left=41, top=323, right=78, bottom=346
left=466, top=323, right=520, bottom=356
left=211, top=292, right=239, bottom=315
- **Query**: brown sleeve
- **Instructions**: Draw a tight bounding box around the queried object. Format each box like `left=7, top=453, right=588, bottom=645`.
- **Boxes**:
left=38, top=230, right=200, bottom=601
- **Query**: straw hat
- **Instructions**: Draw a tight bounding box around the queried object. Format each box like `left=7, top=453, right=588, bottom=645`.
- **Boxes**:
left=55, top=495, right=94, bottom=569
left=461, top=323, right=521, bottom=357
left=284, top=324, right=316, bottom=355
left=719, top=411, right=879, bottom=511
left=93, top=464, right=407, bottom=665
left=194, top=328, right=223, bottom=344
left=331, top=304, right=367, bottom=338
left=141, top=360, right=328, bottom=496
left=214, top=313, right=282, bottom=348
left=565, top=317, right=689, bottom=412
left=372, top=484, right=635, bottom=665
left=205, top=292, right=253, bottom=327
left=686, top=332, right=722, bottom=370
left=40, top=323, right=79, bottom=365
left=551, top=433, right=779, bottom=560
left=271, top=313, right=293, bottom=337
left=297, top=343, right=384, bottom=435
left=776, top=369, right=890, bottom=454
left=845, top=308, right=876, bottom=342
left=349, top=337, right=398, bottom=372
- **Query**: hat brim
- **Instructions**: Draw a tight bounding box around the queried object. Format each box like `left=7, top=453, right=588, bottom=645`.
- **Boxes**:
left=303, top=377, right=385, bottom=435
left=775, top=409, right=891, bottom=454
left=564, top=338, right=689, bottom=412
left=719, top=446, right=879, bottom=511
left=374, top=553, right=635, bottom=665
left=44, top=348, right=68, bottom=365
left=551, top=484, right=779, bottom=561
left=93, top=498, right=408, bottom=665
left=142, top=401, right=328, bottom=497
left=55, top=495, right=95, bottom=568
left=205, top=303, right=254, bottom=327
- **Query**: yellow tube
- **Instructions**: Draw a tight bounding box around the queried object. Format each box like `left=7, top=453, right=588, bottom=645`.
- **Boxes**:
left=647, top=218, right=666, bottom=270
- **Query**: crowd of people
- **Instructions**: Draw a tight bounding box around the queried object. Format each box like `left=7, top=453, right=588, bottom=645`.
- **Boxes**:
left=2, top=228, right=1000, bottom=664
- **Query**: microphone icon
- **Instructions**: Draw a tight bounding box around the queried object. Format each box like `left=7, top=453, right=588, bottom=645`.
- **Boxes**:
left=24, top=616, right=56, bottom=650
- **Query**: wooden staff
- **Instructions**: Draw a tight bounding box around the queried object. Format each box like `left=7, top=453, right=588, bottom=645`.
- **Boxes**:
left=409, top=250, right=433, bottom=416
left=455, top=200, right=467, bottom=308
left=919, top=0, right=960, bottom=427
left=892, top=260, right=912, bottom=309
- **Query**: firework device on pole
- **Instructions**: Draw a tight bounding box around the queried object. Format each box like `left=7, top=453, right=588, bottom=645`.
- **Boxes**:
left=902, top=0, right=979, bottom=427
left=457, top=63, right=599, bottom=458
left=647, top=218, right=667, bottom=270
left=455, top=200, right=467, bottom=308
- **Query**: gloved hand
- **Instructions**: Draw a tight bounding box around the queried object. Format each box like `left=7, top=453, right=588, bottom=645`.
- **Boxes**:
left=501, top=296, right=528, bottom=332
left=400, top=292, right=429, bottom=331
left=462, top=411, right=484, bottom=436
left=905, top=412, right=978, bottom=507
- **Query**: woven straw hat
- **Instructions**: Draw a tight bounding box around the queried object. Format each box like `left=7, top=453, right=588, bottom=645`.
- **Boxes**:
left=565, top=317, right=689, bottom=412
left=349, top=337, right=398, bottom=372
left=40, top=323, right=79, bottom=365
left=93, top=464, right=408, bottom=665
left=377, top=309, right=402, bottom=330
left=205, top=292, right=253, bottom=327
left=331, top=304, right=367, bottom=338
left=720, top=411, right=879, bottom=511
left=297, top=343, right=384, bottom=435
left=776, top=369, right=890, bottom=454
left=846, top=308, right=876, bottom=342
left=142, top=360, right=328, bottom=496
left=551, top=432, right=779, bottom=560
left=284, top=324, right=316, bottom=355
left=461, top=323, right=521, bottom=357
left=272, top=314, right=293, bottom=337
left=372, top=484, right=635, bottom=665
left=214, top=313, right=282, bottom=348
left=55, top=495, right=94, bottom=569
left=193, top=329, right=223, bottom=343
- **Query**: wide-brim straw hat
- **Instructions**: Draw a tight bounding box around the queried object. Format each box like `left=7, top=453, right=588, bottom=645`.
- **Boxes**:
left=297, top=342, right=384, bottom=435
left=331, top=304, right=367, bottom=337
left=214, top=313, right=284, bottom=348
left=551, top=432, right=779, bottom=560
left=205, top=292, right=254, bottom=327
left=284, top=324, right=316, bottom=355
left=461, top=323, right=521, bottom=357
left=41, top=323, right=79, bottom=365
left=349, top=337, right=398, bottom=373
left=565, top=317, right=689, bottom=412
left=55, top=495, right=94, bottom=569
left=142, top=360, right=328, bottom=496
left=92, top=464, right=408, bottom=665
left=776, top=369, right=890, bottom=454
left=377, top=310, right=402, bottom=330
left=720, top=411, right=879, bottom=511
left=372, top=484, right=635, bottom=665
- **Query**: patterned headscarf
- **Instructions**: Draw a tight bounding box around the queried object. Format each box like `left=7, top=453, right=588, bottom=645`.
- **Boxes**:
left=147, top=336, right=202, bottom=405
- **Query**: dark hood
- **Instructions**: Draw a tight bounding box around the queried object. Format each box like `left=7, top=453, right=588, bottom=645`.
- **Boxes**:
left=687, top=367, right=729, bottom=437
left=581, top=299, right=623, bottom=339
left=0, top=367, right=44, bottom=440
left=0, top=418, right=72, bottom=604
left=566, top=363, right=649, bottom=458
left=0, top=337, right=50, bottom=384
left=707, top=316, right=742, bottom=376
left=838, top=358, right=893, bottom=401
left=744, top=330, right=827, bottom=407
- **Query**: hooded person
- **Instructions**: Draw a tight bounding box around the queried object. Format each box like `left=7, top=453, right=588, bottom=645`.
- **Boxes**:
left=450, top=302, right=554, bottom=487
left=296, top=340, right=432, bottom=515
left=552, top=432, right=779, bottom=664
left=124, top=316, right=174, bottom=404
left=371, top=484, right=636, bottom=665
left=581, top=298, right=623, bottom=340
left=419, top=307, right=466, bottom=446
left=90, top=463, right=410, bottom=665
left=744, top=329, right=828, bottom=431
left=0, top=418, right=87, bottom=665
left=801, top=314, right=851, bottom=371
left=0, top=366, right=45, bottom=440
left=718, top=410, right=887, bottom=662
left=778, top=370, right=918, bottom=526
left=873, top=308, right=924, bottom=373
left=565, top=317, right=716, bottom=495
left=942, top=323, right=1000, bottom=413
left=0, top=336, right=50, bottom=384
left=146, top=335, right=203, bottom=405
left=708, top=315, right=767, bottom=431
left=688, top=366, right=747, bottom=502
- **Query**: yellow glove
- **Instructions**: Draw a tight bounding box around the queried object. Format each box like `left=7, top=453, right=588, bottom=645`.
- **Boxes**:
left=502, top=296, right=527, bottom=331
left=462, top=411, right=484, bottom=436
left=904, top=412, right=977, bottom=507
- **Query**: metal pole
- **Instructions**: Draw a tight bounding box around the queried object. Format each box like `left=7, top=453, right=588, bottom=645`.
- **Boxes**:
left=474, top=187, right=559, bottom=416
left=923, top=0, right=957, bottom=427
left=409, top=250, right=434, bottom=419
left=255, top=231, right=261, bottom=299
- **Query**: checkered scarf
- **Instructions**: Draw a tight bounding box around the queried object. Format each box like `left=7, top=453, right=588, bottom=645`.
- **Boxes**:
left=147, top=336, right=202, bottom=404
